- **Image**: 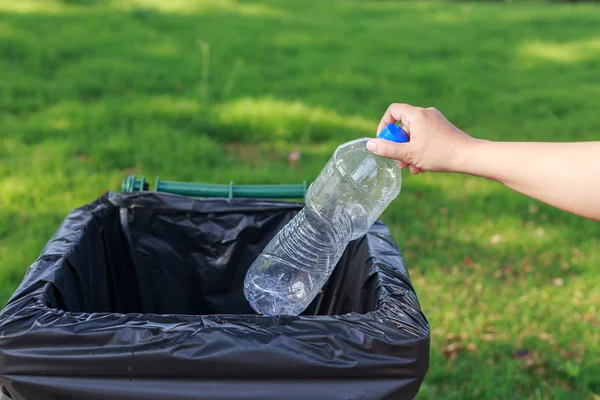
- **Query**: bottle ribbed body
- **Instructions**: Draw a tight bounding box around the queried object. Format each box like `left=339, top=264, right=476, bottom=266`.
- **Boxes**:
left=243, top=207, right=348, bottom=316
left=244, top=138, right=402, bottom=316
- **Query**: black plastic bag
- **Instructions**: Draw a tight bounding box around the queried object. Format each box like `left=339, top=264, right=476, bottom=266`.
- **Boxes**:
left=0, top=192, right=429, bottom=400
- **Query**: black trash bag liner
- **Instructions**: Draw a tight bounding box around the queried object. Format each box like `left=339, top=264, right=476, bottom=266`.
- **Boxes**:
left=0, top=192, right=430, bottom=400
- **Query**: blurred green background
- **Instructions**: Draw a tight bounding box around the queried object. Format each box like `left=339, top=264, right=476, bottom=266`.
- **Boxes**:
left=0, top=0, right=599, bottom=399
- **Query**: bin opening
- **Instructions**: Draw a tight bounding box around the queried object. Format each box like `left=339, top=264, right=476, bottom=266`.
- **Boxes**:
left=43, top=193, right=379, bottom=317
left=0, top=192, right=429, bottom=400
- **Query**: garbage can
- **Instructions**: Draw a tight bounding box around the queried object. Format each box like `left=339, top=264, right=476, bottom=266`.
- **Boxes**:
left=0, top=185, right=430, bottom=400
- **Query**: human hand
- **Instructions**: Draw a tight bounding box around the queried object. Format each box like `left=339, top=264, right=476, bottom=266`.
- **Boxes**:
left=367, top=103, right=475, bottom=174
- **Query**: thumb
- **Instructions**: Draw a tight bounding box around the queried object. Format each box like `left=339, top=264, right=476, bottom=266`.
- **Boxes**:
left=367, top=138, right=412, bottom=162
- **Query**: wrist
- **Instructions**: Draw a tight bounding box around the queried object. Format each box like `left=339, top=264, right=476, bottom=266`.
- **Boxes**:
left=449, top=137, right=491, bottom=175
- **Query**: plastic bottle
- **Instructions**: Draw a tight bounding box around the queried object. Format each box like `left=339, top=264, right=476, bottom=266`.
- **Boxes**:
left=243, top=124, right=409, bottom=316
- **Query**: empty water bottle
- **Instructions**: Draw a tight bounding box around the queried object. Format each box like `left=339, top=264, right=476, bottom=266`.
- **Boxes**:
left=243, top=124, right=409, bottom=316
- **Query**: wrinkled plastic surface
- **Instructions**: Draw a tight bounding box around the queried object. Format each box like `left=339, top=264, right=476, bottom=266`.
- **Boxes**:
left=0, top=192, right=430, bottom=400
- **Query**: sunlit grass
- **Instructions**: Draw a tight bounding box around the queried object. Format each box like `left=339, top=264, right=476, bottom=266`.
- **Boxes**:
left=116, top=0, right=288, bottom=16
left=519, top=38, right=600, bottom=64
left=0, top=0, right=599, bottom=399
left=0, top=0, right=67, bottom=13
left=211, top=97, right=374, bottom=143
left=0, top=0, right=287, bottom=16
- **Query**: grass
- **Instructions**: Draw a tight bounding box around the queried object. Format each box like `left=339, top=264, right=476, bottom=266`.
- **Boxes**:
left=0, top=0, right=599, bottom=398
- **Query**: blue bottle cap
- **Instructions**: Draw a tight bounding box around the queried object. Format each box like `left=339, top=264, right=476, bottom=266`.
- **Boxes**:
left=377, top=123, right=409, bottom=143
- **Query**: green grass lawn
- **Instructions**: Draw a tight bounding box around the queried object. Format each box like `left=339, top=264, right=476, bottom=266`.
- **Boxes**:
left=0, top=0, right=599, bottom=398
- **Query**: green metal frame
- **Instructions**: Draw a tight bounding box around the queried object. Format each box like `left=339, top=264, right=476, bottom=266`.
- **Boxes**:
left=122, top=175, right=307, bottom=200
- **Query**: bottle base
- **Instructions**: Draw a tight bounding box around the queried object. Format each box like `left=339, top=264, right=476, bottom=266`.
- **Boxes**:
left=246, top=291, right=307, bottom=316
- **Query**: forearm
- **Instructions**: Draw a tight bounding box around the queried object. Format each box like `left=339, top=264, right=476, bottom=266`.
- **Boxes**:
left=456, top=139, right=600, bottom=221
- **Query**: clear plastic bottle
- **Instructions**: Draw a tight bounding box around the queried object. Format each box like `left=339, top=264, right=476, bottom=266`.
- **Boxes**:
left=243, top=124, right=409, bottom=316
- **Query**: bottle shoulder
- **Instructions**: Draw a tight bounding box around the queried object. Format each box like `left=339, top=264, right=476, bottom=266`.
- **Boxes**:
left=333, top=138, right=402, bottom=173
left=331, top=138, right=402, bottom=193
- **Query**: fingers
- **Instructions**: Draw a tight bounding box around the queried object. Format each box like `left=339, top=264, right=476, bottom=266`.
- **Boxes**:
left=374, top=103, right=434, bottom=176
left=367, top=139, right=425, bottom=175
left=376, top=103, right=418, bottom=135
left=366, top=138, right=413, bottom=165
left=425, top=106, right=441, bottom=116
left=398, top=160, right=425, bottom=174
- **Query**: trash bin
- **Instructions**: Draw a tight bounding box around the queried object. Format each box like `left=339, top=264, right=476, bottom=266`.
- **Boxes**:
left=0, top=186, right=430, bottom=400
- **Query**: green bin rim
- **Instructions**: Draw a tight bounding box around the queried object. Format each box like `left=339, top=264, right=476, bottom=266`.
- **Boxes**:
left=121, top=175, right=307, bottom=200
